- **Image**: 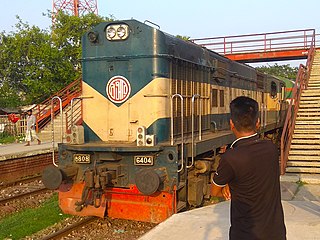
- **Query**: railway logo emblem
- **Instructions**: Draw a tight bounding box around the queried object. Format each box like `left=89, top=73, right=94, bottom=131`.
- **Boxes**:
left=106, top=76, right=131, bottom=104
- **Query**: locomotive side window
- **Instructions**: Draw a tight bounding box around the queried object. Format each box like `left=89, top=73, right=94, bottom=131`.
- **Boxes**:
left=270, top=81, right=277, bottom=98
left=219, top=90, right=224, bottom=107
left=212, top=89, right=218, bottom=107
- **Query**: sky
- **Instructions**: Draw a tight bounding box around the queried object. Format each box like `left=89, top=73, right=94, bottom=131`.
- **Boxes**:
left=1, top=0, right=320, bottom=66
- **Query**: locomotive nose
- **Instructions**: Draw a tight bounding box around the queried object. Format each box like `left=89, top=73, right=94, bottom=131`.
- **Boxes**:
left=42, top=165, right=78, bottom=190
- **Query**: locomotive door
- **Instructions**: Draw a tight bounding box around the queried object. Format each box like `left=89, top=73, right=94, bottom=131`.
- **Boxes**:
left=106, top=60, right=131, bottom=141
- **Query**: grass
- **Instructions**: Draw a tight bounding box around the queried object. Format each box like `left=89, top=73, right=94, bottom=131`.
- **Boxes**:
left=0, top=193, right=70, bottom=240
left=0, top=132, right=25, bottom=144
left=0, top=134, right=16, bottom=144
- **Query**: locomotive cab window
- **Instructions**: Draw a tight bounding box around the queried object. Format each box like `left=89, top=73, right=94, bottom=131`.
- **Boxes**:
left=270, top=81, right=277, bottom=99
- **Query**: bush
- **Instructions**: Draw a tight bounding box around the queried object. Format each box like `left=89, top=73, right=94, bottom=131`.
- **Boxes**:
left=0, top=132, right=17, bottom=144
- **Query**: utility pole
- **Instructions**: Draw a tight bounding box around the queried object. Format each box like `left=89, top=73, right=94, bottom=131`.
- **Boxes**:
left=52, top=0, right=98, bottom=22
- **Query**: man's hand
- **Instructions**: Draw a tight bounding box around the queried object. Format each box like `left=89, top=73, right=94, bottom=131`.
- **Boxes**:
left=211, top=183, right=231, bottom=200
left=219, top=145, right=228, bottom=154
left=222, top=185, right=231, bottom=200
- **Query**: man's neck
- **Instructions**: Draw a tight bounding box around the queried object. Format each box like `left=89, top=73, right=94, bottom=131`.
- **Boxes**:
left=234, top=130, right=256, bottom=139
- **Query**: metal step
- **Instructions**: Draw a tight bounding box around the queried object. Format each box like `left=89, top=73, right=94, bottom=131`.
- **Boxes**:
left=292, top=134, right=320, bottom=139
left=294, top=125, right=320, bottom=129
left=307, top=83, right=320, bottom=87
left=288, top=155, right=320, bottom=161
left=177, top=201, right=187, bottom=212
left=295, top=121, right=320, bottom=124
left=296, top=117, right=320, bottom=121
left=290, top=144, right=320, bottom=149
left=294, top=129, right=320, bottom=133
left=177, top=181, right=186, bottom=191
left=299, top=102, right=320, bottom=108
left=300, top=94, right=320, bottom=98
left=297, top=112, right=320, bottom=116
left=287, top=161, right=320, bottom=167
left=297, top=108, right=320, bottom=112
left=298, top=100, right=320, bottom=104
left=289, top=150, right=320, bottom=155
left=286, top=167, right=320, bottom=174
left=302, top=89, right=320, bottom=93
left=291, top=139, right=320, bottom=144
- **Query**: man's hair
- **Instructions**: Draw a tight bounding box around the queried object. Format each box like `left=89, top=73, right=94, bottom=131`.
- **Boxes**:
left=230, top=96, right=259, bottom=132
left=27, top=109, right=32, bottom=113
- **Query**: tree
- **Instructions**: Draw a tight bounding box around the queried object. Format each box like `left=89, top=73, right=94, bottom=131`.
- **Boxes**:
left=255, top=63, right=298, bottom=81
left=176, top=35, right=190, bottom=41
left=0, top=13, right=113, bottom=108
left=51, top=12, right=113, bottom=75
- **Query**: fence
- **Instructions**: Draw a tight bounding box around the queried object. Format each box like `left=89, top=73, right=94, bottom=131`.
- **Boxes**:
left=0, top=115, right=26, bottom=137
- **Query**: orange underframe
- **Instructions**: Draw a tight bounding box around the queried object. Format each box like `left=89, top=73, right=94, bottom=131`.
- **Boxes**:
left=59, top=183, right=176, bottom=223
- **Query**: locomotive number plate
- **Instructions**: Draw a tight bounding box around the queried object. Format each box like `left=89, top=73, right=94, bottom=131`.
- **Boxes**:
left=134, top=156, right=154, bottom=166
left=73, top=154, right=91, bottom=163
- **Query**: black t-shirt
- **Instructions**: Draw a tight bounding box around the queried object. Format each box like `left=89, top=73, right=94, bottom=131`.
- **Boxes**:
left=213, top=134, right=286, bottom=240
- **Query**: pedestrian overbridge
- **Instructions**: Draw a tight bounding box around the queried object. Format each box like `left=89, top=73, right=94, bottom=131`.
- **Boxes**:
left=191, top=29, right=319, bottom=63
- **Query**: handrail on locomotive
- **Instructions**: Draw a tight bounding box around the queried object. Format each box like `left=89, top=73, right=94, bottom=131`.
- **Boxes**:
left=170, top=93, right=185, bottom=173
left=51, top=96, right=63, bottom=167
left=188, top=94, right=202, bottom=169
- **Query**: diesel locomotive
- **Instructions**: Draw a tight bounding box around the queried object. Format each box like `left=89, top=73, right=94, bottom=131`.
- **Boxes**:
left=42, top=19, right=288, bottom=223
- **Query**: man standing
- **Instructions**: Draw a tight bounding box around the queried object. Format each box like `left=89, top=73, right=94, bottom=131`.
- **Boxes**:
left=25, top=109, right=41, bottom=146
left=212, top=96, right=286, bottom=240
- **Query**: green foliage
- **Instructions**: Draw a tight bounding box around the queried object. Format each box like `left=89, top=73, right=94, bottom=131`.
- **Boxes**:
left=51, top=12, right=113, bottom=76
left=256, top=63, right=298, bottom=81
left=0, top=82, right=21, bottom=107
left=176, top=35, right=190, bottom=41
left=0, top=132, right=16, bottom=144
left=0, top=193, right=69, bottom=240
left=0, top=12, right=114, bottom=108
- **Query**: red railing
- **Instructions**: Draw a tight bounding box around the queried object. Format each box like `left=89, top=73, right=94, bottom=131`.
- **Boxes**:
left=32, top=78, right=82, bottom=131
left=280, top=33, right=316, bottom=175
left=65, top=97, right=83, bottom=133
left=191, top=29, right=317, bottom=56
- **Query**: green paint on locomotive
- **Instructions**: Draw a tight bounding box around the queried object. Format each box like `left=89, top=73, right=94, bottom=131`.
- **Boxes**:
left=82, top=20, right=170, bottom=103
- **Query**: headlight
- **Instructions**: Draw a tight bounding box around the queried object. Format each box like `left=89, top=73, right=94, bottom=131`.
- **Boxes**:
left=106, top=24, right=129, bottom=41
left=107, top=27, right=116, bottom=39
left=88, top=31, right=99, bottom=43
left=117, top=27, right=126, bottom=38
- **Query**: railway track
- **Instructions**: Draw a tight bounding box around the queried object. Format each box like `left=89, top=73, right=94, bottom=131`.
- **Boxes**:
left=0, top=187, right=50, bottom=205
left=40, top=217, right=97, bottom=240
left=0, top=175, right=42, bottom=190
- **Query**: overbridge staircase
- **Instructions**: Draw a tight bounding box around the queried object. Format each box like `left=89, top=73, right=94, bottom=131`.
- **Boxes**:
left=281, top=48, right=320, bottom=174
left=32, top=78, right=82, bottom=142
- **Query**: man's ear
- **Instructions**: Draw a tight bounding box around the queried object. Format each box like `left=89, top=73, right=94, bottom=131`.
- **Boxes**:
left=256, top=118, right=260, bottom=130
left=230, top=119, right=235, bottom=131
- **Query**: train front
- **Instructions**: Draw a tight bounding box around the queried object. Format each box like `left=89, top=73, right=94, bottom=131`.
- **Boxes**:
left=42, top=20, right=179, bottom=223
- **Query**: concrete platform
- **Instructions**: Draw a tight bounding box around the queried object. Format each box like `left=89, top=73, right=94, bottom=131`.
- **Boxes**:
left=140, top=181, right=320, bottom=240
left=0, top=141, right=57, bottom=161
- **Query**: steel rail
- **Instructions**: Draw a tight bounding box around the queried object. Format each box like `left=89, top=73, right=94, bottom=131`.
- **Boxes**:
left=0, top=175, right=42, bottom=190
left=40, top=217, right=97, bottom=240
left=0, top=187, right=49, bottom=205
